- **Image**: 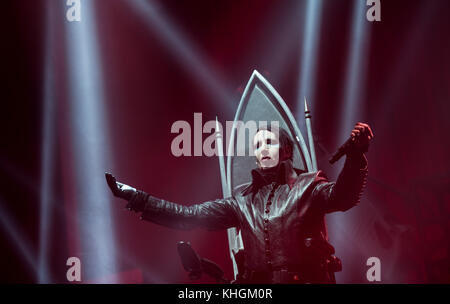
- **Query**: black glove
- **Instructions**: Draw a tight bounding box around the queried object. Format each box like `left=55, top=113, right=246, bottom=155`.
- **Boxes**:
left=105, top=172, right=136, bottom=201
left=348, top=122, right=373, bottom=154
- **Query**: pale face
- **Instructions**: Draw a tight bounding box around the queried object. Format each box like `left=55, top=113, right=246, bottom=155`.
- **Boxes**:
left=253, top=130, right=280, bottom=169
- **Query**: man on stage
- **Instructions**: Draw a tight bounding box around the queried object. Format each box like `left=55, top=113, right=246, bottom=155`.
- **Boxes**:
left=106, top=122, right=373, bottom=283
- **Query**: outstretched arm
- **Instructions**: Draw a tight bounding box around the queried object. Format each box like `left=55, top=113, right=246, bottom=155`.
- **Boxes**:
left=105, top=173, right=239, bottom=231
left=313, top=122, right=373, bottom=213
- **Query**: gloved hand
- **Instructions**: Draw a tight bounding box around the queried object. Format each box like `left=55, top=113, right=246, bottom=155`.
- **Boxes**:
left=348, top=122, right=374, bottom=157
left=105, top=172, right=136, bottom=201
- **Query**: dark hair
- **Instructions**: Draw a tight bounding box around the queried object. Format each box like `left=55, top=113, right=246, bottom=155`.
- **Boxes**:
left=256, top=125, right=294, bottom=161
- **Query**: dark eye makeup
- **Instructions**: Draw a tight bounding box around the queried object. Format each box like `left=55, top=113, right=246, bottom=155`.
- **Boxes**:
left=255, top=138, right=278, bottom=149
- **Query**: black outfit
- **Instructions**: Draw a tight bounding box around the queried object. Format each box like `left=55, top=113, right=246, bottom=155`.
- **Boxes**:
left=126, top=154, right=368, bottom=283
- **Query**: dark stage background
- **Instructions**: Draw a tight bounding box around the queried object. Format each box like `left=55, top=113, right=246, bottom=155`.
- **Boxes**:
left=1, top=0, right=450, bottom=283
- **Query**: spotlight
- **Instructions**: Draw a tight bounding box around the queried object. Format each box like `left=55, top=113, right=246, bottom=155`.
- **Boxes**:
left=126, top=0, right=235, bottom=115
left=0, top=197, right=37, bottom=277
left=63, top=0, right=118, bottom=282
left=296, top=0, right=324, bottom=120
left=338, top=0, right=372, bottom=143
left=38, top=1, right=57, bottom=284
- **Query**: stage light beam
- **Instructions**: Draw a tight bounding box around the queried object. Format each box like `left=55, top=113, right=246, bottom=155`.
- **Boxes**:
left=328, top=0, right=373, bottom=284
left=126, top=0, right=235, bottom=115
left=296, top=0, right=324, bottom=120
left=0, top=197, right=37, bottom=278
left=338, top=0, right=372, bottom=143
left=63, top=0, right=118, bottom=282
left=38, top=1, right=57, bottom=284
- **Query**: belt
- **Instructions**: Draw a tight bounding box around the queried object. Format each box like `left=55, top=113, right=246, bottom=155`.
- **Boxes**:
left=245, top=269, right=306, bottom=284
left=272, top=269, right=305, bottom=284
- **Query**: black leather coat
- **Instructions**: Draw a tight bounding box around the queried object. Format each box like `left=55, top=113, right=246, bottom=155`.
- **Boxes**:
left=127, top=154, right=368, bottom=283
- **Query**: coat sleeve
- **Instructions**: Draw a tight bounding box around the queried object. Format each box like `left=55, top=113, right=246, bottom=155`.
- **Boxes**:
left=126, top=190, right=240, bottom=231
left=311, top=154, right=368, bottom=213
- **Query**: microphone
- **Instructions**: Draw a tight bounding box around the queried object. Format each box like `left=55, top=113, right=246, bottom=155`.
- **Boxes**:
left=329, top=137, right=355, bottom=164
